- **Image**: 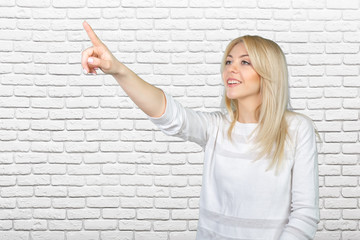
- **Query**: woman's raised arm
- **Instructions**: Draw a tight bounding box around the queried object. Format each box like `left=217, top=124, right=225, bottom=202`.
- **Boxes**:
left=81, top=21, right=166, bottom=118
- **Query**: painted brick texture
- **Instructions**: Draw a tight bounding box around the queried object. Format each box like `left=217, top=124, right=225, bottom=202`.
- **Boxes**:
left=0, top=0, right=359, bottom=239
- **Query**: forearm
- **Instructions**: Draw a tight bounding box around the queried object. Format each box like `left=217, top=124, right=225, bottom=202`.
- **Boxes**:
left=113, top=63, right=166, bottom=118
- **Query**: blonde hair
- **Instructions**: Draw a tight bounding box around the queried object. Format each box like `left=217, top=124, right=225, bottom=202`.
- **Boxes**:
left=221, top=35, right=291, bottom=173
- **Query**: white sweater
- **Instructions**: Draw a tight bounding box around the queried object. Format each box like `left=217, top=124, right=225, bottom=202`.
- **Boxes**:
left=149, top=92, right=320, bottom=240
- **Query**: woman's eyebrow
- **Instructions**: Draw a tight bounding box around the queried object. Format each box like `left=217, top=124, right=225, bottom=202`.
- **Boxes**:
left=227, top=54, right=249, bottom=58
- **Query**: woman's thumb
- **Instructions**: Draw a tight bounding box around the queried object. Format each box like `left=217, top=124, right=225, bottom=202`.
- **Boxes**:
left=87, top=57, right=111, bottom=71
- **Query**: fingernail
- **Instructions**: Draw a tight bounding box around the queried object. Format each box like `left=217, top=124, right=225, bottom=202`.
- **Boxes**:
left=88, top=57, right=93, bottom=63
left=83, top=68, right=88, bottom=74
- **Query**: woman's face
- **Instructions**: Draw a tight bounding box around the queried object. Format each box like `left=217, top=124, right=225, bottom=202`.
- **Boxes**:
left=222, top=42, right=261, bottom=103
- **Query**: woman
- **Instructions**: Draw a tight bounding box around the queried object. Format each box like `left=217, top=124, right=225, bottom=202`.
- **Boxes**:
left=81, top=21, right=319, bottom=240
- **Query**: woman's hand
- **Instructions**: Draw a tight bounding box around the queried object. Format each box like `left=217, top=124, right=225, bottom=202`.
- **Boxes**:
left=81, top=21, right=121, bottom=75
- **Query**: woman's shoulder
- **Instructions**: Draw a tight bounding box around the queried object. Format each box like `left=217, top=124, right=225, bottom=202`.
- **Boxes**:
left=285, top=111, right=316, bottom=133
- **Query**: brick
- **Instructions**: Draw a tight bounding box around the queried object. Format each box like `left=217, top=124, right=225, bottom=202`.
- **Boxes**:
left=0, top=232, right=29, bottom=240
left=121, top=176, right=153, bottom=186
left=136, top=30, right=169, bottom=41
left=342, top=231, right=360, bottom=240
left=342, top=143, right=360, bottom=154
left=32, top=8, right=66, bottom=19
left=314, top=232, right=341, bottom=240
left=14, top=153, right=47, bottom=164
left=172, top=209, right=199, bottom=220
left=135, top=232, right=168, bottom=240
left=31, top=142, right=64, bottom=153
left=327, top=0, right=359, bottom=9
left=325, top=133, right=357, bottom=143
left=52, top=131, right=85, bottom=142
left=35, top=187, right=67, bottom=197
left=319, top=209, right=341, bottom=220
left=155, top=176, right=187, bottom=187
left=308, top=10, right=341, bottom=20
left=325, top=176, right=357, bottom=187
left=48, top=220, right=82, bottom=230
left=17, top=198, right=51, bottom=208
left=0, top=198, right=16, bottom=208
left=86, top=176, right=120, bottom=186
left=324, top=199, right=357, bottom=209
left=310, top=32, right=342, bottom=43
left=318, top=165, right=341, bottom=176
left=325, top=21, right=358, bottom=32
left=0, top=176, right=16, bottom=187
left=325, top=220, right=357, bottom=230
left=342, top=187, right=360, bottom=197
left=67, top=232, right=98, bottom=240
left=0, top=0, right=14, bottom=7
left=171, top=186, right=201, bottom=198
left=31, top=98, right=64, bottom=109
left=324, top=154, right=357, bottom=165
left=120, top=131, right=152, bottom=142
left=344, top=32, right=360, bottom=43
left=170, top=231, right=197, bottom=240
left=49, top=110, right=83, bottom=120
left=343, top=77, right=360, bottom=87
left=152, top=153, right=187, bottom=165
left=33, top=209, right=65, bottom=219
left=189, top=20, right=221, bottom=30
left=52, top=198, right=85, bottom=209
left=205, top=8, right=238, bottom=19
left=66, top=120, right=98, bottom=131
left=324, top=87, right=358, bottom=98
left=0, top=164, right=31, bottom=175
left=84, top=220, right=117, bottom=230
left=134, top=142, right=167, bottom=153
left=343, top=121, right=360, bottom=132
left=137, top=209, right=169, bottom=220
left=307, top=99, right=341, bottom=109
left=325, top=110, right=358, bottom=121
left=121, top=0, right=153, bottom=7
left=137, top=165, right=170, bottom=175
left=67, top=164, right=101, bottom=175
left=14, top=220, right=47, bottom=230
left=100, top=142, right=133, bottom=152
left=309, top=54, right=342, bottom=65
left=68, top=187, right=101, bottom=197
left=119, top=220, right=151, bottom=231
left=102, top=209, right=136, bottom=219
left=155, top=198, right=187, bottom=209
left=0, top=220, right=12, bottom=230
left=153, top=221, right=187, bottom=231
left=169, top=142, right=202, bottom=153
left=17, top=0, right=50, bottom=7
left=83, top=153, right=117, bottom=164
left=17, top=175, right=50, bottom=186
left=101, top=231, right=133, bottom=240
left=137, top=187, right=169, bottom=197
left=343, top=209, right=360, bottom=220
left=51, top=175, right=85, bottom=186
left=52, top=0, right=85, bottom=8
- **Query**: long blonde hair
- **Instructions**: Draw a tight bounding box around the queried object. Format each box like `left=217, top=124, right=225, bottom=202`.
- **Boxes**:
left=221, top=35, right=291, bottom=173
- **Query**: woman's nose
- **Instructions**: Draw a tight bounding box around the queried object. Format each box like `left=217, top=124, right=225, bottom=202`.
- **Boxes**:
left=229, top=63, right=239, bottom=73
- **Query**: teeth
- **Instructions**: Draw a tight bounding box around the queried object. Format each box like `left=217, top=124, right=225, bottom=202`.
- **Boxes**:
left=228, top=80, right=241, bottom=84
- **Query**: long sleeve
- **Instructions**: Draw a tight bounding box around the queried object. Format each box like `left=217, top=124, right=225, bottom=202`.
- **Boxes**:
left=279, top=117, right=320, bottom=240
left=148, top=91, right=221, bottom=148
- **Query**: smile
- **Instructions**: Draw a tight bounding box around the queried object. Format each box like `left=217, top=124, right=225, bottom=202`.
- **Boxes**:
left=227, top=78, right=242, bottom=87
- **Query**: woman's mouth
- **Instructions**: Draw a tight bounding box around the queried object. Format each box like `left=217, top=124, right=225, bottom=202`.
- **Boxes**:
left=227, top=79, right=242, bottom=87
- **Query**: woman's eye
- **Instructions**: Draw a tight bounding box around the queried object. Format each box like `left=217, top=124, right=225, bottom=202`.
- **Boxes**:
left=225, top=60, right=232, bottom=65
left=241, top=60, right=250, bottom=65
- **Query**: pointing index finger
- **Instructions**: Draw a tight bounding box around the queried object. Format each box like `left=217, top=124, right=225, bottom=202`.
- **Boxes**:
left=83, top=21, right=102, bottom=46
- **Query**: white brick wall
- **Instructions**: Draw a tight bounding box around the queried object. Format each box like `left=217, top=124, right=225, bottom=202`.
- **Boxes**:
left=0, top=0, right=359, bottom=239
